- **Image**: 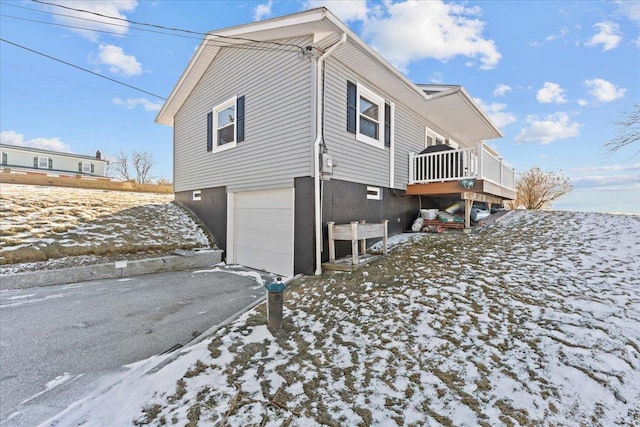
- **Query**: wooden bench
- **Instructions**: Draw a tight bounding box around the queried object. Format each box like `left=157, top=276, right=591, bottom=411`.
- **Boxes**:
left=327, top=220, right=388, bottom=266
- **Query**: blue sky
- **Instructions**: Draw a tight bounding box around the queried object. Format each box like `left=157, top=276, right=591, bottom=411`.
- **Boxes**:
left=1, top=0, right=639, bottom=213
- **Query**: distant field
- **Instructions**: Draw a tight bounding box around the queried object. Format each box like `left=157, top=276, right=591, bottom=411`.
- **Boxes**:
left=0, top=184, right=211, bottom=274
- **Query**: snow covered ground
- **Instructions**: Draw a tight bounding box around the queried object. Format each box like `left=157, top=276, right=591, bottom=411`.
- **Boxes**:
left=42, top=210, right=640, bottom=426
left=0, top=184, right=210, bottom=274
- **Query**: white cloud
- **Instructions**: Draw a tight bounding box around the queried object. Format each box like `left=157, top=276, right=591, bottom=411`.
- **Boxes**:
left=536, top=82, right=568, bottom=104
left=493, top=84, right=512, bottom=97
left=97, top=44, right=142, bottom=76
left=474, top=98, right=516, bottom=129
left=584, top=78, right=626, bottom=103
left=113, top=97, right=162, bottom=112
left=360, top=1, right=501, bottom=71
left=45, top=0, right=138, bottom=42
left=570, top=163, right=640, bottom=173
left=570, top=174, right=640, bottom=190
left=585, top=22, right=622, bottom=51
left=577, top=99, right=589, bottom=107
left=515, top=112, right=581, bottom=144
left=531, top=28, right=569, bottom=46
left=305, top=0, right=368, bottom=21
left=616, top=1, right=640, bottom=25
left=0, top=130, right=72, bottom=152
left=254, top=1, right=273, bottom=21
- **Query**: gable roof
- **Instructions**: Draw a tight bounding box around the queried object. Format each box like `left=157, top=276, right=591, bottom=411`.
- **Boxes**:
left=155, top=7, right=502, bottom=143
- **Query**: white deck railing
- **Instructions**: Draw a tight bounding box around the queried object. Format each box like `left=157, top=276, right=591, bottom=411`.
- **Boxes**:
left=409, top=143, right=515, bottom=191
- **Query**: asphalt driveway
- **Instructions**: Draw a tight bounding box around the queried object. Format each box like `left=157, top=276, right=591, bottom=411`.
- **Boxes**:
left=0, top=266, right=268, bottom=427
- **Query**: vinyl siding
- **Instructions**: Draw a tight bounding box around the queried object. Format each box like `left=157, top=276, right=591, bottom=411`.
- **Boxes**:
left=174, top=36, right=313, bottom=193
left=322, top=58, right=427, bottom=189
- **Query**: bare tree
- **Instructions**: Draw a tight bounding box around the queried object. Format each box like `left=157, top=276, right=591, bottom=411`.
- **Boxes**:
left=111, top=150, right=131, bottom=181
left=132, top=151, right=154, bottom=184
left=507, top=167, right=573, bottom=210
left=606, top=103, right=640, bottom=157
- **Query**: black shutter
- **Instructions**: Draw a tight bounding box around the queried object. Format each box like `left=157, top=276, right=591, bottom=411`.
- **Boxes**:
left=347, top=81, right=357, bottom=134
left=206, top=112, right=213, bottom=152
left=34, top=157, right=38, bottom=168
left=91, top=164, right=95, bottom=173
left=48, top=158, right=53, bottom=169
left=236, top=95, right=245, bottom=142
left=78, top=162, right=82, bottom=172
left=384, top=103, right=391, bottom=147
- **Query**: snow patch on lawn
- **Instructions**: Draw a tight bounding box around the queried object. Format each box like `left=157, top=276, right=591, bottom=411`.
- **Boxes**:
left=43, top=211, right=640, bottom=426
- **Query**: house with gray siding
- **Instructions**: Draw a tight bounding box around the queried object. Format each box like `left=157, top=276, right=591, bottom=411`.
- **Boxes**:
left=156, top=7, right=515, bottom=277
left=0, top=143, right=107, bottom=177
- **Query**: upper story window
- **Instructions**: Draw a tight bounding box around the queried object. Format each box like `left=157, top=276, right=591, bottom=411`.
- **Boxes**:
left=38, top=156, right=49, bottom=169
left=207, top=95, right=245, bottom=153
left=347, top=81, right=392, bottom=150
left=426, top=127, right=458, bottom=148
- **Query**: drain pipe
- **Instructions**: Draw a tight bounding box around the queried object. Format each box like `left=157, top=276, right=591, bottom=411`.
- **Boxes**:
left=313, top=32, right=347, bottom=275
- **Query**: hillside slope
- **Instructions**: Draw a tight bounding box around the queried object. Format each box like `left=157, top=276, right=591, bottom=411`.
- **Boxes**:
left=0, top=184, right=211, bottom=274
left=47, top=210, right=640, bottom=426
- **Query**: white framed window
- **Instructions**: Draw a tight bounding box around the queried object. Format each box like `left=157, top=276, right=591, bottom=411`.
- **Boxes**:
left=192, top=190, right=202, bottom=201
left=356, top=83, right=385, bottom=149
left=38, top=156, right=49, bottom=169
left=213, top=96, right=237, bottom=153
left=366, top=186, right=382, bottom=200
left=81, top=162, right=91, bottom=173
left=425, top=127, right=448, bottom=147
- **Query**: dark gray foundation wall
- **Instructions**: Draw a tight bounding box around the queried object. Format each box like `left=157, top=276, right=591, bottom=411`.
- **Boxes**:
left=321, top=178, right=420, bottom=262
left=175, top=187, right=228, bottom=254
left=174, top=179, right=420, bottom=275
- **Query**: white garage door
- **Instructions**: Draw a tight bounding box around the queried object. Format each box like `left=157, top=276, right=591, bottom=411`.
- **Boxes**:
left=231, top=188, right=294, bottom=277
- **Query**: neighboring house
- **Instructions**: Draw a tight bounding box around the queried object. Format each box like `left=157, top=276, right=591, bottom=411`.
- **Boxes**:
left=156, top=7, right=515, bottom=277
left=0, top=143, right=108, bottom=177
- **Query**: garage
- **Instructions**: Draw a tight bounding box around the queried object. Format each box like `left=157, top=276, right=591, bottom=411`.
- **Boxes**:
left=228, top=188, right=295, bottom=277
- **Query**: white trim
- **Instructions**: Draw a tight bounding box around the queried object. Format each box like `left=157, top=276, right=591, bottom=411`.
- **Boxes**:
left=38, top=156, right=49, bottom=169
left=212, top=96, right=237, bottom=153
left=226, top=192, right=236, bottom=264
left=356, top=82, right=385, bottom=149
left=389, top=101, right=395, bottom=188
left=81, top=161, right=91, bottom=174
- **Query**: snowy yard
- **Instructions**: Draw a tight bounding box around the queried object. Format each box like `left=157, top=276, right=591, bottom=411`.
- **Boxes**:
left=46, top=210, right=640, bottom=426
left=0, top=184, right=210, bottom=274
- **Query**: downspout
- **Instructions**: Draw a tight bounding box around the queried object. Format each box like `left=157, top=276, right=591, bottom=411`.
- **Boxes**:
left=313, top=32, right=347, bottom=275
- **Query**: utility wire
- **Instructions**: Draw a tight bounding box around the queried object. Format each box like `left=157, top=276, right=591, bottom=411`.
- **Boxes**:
left=0, top=14, right=302, bottom=54
left=0, top=38, right=166, bottom=100
left=32, top=0, right=306, bottom=54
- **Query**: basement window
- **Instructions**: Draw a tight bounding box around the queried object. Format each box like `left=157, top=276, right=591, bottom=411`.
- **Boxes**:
left=366, top=186, right=382, bottom=200
left=192, top=190, right=202, bottom=201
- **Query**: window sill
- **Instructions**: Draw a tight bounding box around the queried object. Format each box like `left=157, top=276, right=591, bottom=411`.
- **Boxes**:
left=356, top=133, right=385, bottom=150
left=212, top=141, right=237, bottom=153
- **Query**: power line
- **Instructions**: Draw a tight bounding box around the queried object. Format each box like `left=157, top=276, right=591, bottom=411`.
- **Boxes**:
left=0, top=38, right=166, bottom=100
left=0, top=13, right=301, bottom=54
left=31, top=0, right=306, bottom=54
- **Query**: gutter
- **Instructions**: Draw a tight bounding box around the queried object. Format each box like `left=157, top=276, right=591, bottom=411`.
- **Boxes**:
left=313, top=32, right=347, bottom=275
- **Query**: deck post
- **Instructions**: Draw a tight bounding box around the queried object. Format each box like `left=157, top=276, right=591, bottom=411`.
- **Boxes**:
left=464, top=198, right=472, bottom=232
left=477, top=143, right=484, bottom=180
left=408, top=153, right=415, bottom=184
left=382, top=220, right=388, bottom=255
left=328, top=222, right=335, bottom=262
left=359, top=220, right=367, bottom=256
left=351, top=221, right=359, bottom=266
